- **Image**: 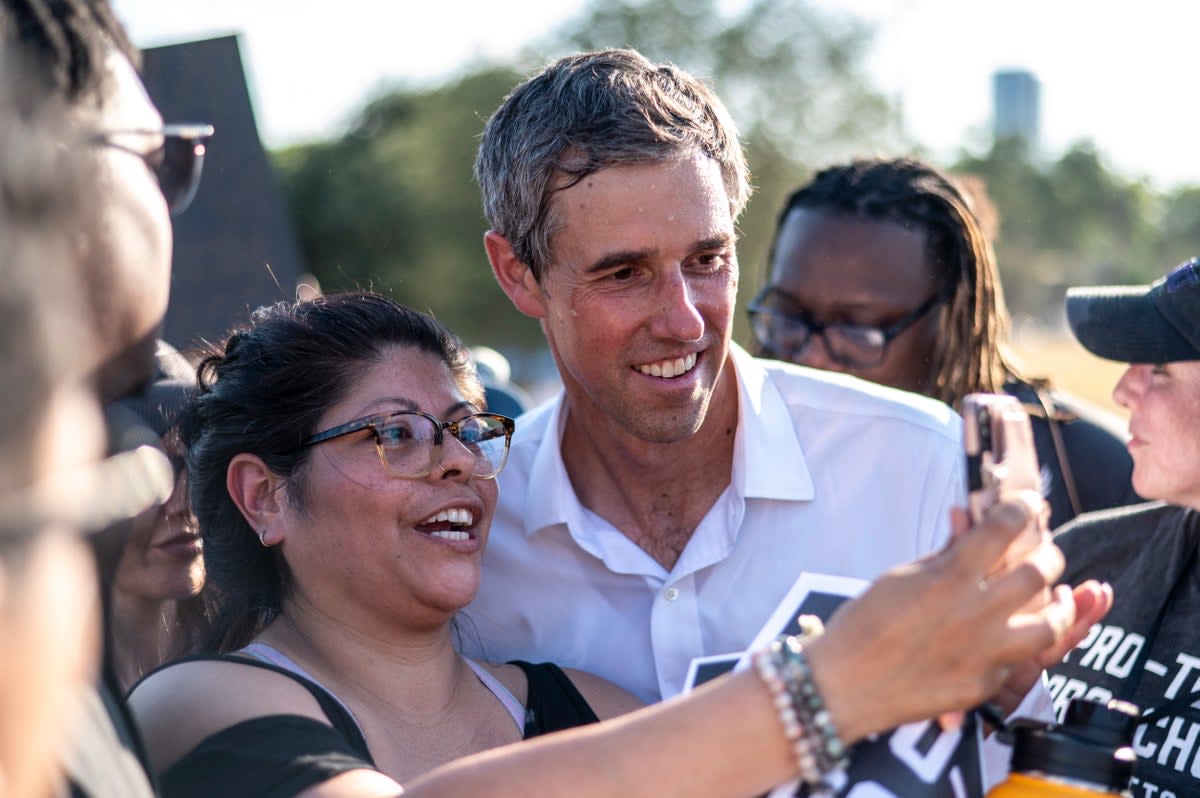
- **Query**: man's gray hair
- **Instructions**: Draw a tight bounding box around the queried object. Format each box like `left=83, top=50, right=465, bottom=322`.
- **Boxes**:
left=475, top=48, right=752, bottom=281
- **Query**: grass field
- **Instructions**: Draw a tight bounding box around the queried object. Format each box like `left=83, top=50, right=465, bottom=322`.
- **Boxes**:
left=1009, top=332, right=1129, bottom=419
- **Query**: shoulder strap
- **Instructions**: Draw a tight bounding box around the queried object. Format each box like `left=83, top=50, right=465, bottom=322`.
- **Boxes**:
left=1028, top=379, right=1083, bottom=518
left=463, top=657, right=526, bottom=732
left=137, top=652, right=372, bottom=763
left=509, top=660, right=599, bottom=737
left=1143, top=689, right=1200, bottom=722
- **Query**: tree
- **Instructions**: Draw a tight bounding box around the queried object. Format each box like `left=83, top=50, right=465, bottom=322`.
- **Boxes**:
left=537, top=0, right=901, bottom=166
left=1158, top=186, right=1200, bottom=277
left=275, top=67, right=548, bottom=348
left=952, top=141, right=1160, bottom=322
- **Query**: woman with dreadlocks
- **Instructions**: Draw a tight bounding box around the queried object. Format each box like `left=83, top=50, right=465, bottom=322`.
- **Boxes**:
left=749, top=156, right=1139, bottom=529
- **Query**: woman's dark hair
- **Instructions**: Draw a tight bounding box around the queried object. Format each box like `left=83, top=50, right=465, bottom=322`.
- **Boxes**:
left=768, top=156, right=1025, bottom=407
left=180, top=291, right=481, bottom=652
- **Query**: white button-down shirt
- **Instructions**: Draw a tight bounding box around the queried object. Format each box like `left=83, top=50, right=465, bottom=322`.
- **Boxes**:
left=463, top=345, right=966, bottom=703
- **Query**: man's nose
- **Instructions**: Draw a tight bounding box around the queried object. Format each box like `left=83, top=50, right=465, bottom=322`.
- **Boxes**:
left=652, top=269, right=704, bottom=341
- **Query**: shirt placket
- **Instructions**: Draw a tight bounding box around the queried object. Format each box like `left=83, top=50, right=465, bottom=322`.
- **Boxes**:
left=650, top=572, right=703, bottom=698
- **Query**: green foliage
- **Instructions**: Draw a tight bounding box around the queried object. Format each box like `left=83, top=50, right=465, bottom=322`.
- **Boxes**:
left=1158, top=186, right=1200, bottom=276
left=274, top=66, right=547, bottom=348
left=536, top=0, right=901, bottom=165
left=950, top=140, right=1172, bottom=323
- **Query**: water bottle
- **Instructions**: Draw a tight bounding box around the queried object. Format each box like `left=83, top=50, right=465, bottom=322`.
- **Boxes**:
left=986, top=697, right=1138, bottom=797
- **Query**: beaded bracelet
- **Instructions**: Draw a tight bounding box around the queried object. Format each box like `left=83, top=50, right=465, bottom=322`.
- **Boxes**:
left=751, top=615, right=849, bottom=788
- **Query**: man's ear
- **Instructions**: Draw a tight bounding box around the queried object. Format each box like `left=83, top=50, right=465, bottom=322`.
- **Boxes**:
left=227, top=453, right=287, bottom=545
left=484, top=231, right=548, bottom=319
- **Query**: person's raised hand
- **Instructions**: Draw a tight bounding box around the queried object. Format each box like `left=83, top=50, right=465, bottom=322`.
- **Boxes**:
left=946, top=494, right=1113, bottom=722
left=983, top=578, right=1113, bottom=720
left=802, top=491, right=1075, bottom=745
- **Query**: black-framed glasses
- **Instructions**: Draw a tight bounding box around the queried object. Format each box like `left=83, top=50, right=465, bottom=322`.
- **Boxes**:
left=747, top=286, right=947, bottom=368
left=91, top=123, right=215, bottom=214
left=301, top=411, right=515, bottom=480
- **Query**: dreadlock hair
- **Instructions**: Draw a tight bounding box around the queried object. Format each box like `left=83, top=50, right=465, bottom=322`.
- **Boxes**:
left=0, top=0, right=139, bottom=110
left=769, top=156, right=1025, bottom=408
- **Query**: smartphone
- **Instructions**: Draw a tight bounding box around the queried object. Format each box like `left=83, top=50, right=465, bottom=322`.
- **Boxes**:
left=961, top=393, right=1042, bottom=525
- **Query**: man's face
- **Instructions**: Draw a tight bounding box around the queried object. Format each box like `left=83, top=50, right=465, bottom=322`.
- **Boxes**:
left=762, top=209, right=943, bottom=396
left=69, top=52, right=173, bottom=401
left=534, top=152, right=739, bottom=443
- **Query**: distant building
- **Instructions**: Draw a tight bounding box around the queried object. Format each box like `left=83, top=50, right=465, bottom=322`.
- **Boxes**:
left=992, top=69, right=1040, bottom=153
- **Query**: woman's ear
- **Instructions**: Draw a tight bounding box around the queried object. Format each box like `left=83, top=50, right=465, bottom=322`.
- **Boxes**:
left=484, top=231, right=548, bottom=320
left=227, top=454, right=287, bottom=545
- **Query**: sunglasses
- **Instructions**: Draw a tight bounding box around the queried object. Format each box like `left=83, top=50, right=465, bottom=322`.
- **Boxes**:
left=92, top=123, right=215, bottom=214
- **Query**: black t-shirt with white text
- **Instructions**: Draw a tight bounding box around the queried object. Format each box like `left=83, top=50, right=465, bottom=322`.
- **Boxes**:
left=1051, top=502, right=1200, bottom=798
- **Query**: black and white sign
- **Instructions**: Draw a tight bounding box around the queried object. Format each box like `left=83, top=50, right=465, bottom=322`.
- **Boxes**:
left=683, top=573, right=985, bottom=798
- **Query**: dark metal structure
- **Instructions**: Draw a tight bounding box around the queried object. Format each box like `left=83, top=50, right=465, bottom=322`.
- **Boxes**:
left=142, top=34, right=306, bottom=351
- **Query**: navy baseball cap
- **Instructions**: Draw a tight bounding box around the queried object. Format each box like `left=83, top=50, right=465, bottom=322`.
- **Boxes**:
left=1066, top=257, right=1200, bottom=363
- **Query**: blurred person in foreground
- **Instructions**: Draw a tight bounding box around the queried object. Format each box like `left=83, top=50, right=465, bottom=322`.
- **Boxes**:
left=752, top=156, right=1139, bottom=530
left=0, top=0, right=212, bottom=794
left=0, top=238, right=106, bottom=798
left=1048, top=256, right=1200, bottom=798
left=129, top=290, right=1087, bottom=797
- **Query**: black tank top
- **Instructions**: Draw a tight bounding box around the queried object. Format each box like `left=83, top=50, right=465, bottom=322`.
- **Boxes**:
left=149, top=655, right=599, bottom=798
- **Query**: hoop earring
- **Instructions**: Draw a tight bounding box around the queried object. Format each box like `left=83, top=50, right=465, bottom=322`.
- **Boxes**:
left=258, top=528, right=270, bottom=548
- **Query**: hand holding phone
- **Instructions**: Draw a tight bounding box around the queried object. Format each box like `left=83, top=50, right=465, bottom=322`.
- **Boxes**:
left=959, top=394, right=1058, bottom=723
left=962, top=393, right=1042, bottom=523
left=962, top=393, right=1047, bottom=572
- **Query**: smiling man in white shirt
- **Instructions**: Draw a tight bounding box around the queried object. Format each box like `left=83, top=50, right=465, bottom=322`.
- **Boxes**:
left=466, top=47, right=970, bottom=703
left=463, top=50, right=1087, bottom=794
left=470, top=344, right=963, bottom=703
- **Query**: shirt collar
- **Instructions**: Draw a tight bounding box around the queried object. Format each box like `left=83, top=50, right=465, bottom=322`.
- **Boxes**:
left=728, top=343, right=814, bottom=502
left=518, top=397, right=580, bottom=538
left=517, top=343, right=815, bottom=537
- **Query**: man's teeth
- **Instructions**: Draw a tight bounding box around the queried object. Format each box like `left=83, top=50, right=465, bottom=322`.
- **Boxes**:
left=420, top=508, right=474, bottom=526
left=636, top=352, right=697, bottom=378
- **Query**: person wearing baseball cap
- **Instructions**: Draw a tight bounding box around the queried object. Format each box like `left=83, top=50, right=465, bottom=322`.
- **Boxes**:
left=1049, top=256, right=1200, bottom=797
left=1066, top=256, right=1200, bottom=364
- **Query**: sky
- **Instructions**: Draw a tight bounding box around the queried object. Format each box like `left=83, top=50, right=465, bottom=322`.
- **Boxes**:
left=110, top=0, right=1200, bottom=190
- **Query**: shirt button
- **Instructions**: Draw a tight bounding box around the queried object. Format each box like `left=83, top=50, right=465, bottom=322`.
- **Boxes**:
left=664, top=587, right=679, bottom=601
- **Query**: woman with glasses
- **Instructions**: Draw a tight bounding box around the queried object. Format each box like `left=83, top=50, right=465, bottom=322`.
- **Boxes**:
left=751, top=156, right=1138, bottom=529
left=127, top=290, right=1101, bottom=798
left=127, top=291, right=642, bottom=795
